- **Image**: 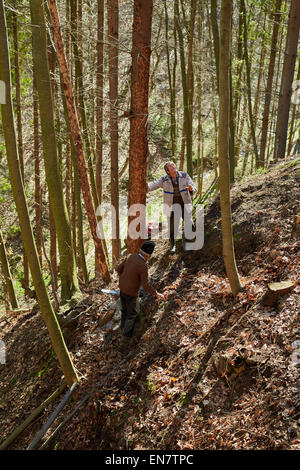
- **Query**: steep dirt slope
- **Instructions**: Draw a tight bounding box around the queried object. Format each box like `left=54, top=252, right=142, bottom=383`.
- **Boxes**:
left=0, top=157, right=299, bottom=450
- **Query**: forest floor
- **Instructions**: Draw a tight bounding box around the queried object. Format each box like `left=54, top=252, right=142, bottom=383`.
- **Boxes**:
left=0, top=156, right=299, bottom=451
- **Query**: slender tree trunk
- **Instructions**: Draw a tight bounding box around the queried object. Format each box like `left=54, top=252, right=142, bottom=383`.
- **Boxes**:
left=0, top=230, right=18, bottom=310
left=12, top=8, right=29, bottom=294
left=60, top=76, right=89, bottom=285
left=210, top=0, right=220, bottom=91
left=207, top=2, right=218, bottom=176
left=218, top=0, right=243, bottom=296
left=108, top=0, right=120, bottom=265
left=47, top=0, right=110, bottom=283
left=30, top=0, right=80, bottom=303
left=175, top=0, right=192, bottom=175
left=127, top=0, right=153, bottom=253
left=164, top=1, right=177, bottom=158
left=96, top=0, right=104, bottom=206
left=287, top=58, right=300, bottom=154
left=70, top=0, right=99, bottom=210
left=274, top=0, right=300, bottom=161
left=259, top=0, right=282, bottom=167
left=240, top=0, right=259, bottom=168
left=33, top=70, right=43, bottom=266
left=0, top=0, right=78, bottom=386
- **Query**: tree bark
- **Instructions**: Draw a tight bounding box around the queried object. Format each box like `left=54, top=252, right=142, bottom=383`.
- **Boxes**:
left=240, top=0, right=259, bottom=168
left=70, top=0, right=99, bottom=210
left=33, top=69, right=43, bottom=266
left=218, top=0, right=243, bottom=296
left=0, top=230, right=18, bottom=310
left=274, top=0, right=300, bottom=161
left=30, top=0, right=79, bottom=303
left=127, top=0, right=153, bottom=253
left=164, top=1, right=177, bottom=158
left=108, top=0, right=121, bottom=265
left=175, top=0, right=193, bottom=175
left=0, top=0, right=79, bottom=386
left=47, top=0, right=110, bottom=283
left=96, top=0, right=104, bottom=206
left=259, top=0, right=282, bottom=167
left=12, top=8, right=29, bottom=295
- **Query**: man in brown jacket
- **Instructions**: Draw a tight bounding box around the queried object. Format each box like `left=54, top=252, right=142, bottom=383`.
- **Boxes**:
left=116, top=240, right=164, bottom=352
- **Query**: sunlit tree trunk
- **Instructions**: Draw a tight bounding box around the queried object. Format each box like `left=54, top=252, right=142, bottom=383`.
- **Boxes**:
left=127, top=0, right=153, bottom=253
left=47, top=0, right=110, bottom=283
left=274, top=0, right=300, bottom=161
left=12, top=8, right=29, bottom=295
left=108, top=0, right=120, bottom=265
left=218, top=0, right=243, bottom=296
left=70, top=0, right=98, bottom=210
left=33, top=70, right=42, bottom=266
left=240, top=0, right=259, bottom=168
left=175, top=0, right=192, bottom=175
left=259, top=0, right=282, bottom=167
left=30, top=0, right=80, bottom=303
left=164, top=1, right=177, bottom=158
left=0, top=0, right=78, bottom=386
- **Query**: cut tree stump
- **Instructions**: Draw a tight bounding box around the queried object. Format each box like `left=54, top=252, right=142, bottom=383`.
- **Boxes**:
left=261, top=280, right=295, bottom=306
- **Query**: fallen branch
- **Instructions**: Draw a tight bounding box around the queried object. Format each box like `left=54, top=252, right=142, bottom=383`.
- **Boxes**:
left=37, top=358, right=127, bottom=450
left=0, top=381, right=67, bottom=450
left=27, top=383, right=78, bottom=450
left=38, top=393, right=91, bottom=450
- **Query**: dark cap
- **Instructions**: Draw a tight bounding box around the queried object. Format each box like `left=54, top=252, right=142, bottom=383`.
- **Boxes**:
left=140, top=240, right=155, bottom=255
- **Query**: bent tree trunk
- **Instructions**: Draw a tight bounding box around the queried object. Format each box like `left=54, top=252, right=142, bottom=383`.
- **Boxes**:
left=127, top=0, right=153, bottom=253
left=218, top=0, right=243, bottom=296
left=0, top=0, right=78, bottom=386
left=47, top=0, right=110, bottom=283
left=30, top=0, right=80, bottom=303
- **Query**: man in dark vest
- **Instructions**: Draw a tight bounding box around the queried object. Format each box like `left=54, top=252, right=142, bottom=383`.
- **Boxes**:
left=116, top=240, right=165, bottom=353
left=147, top=162, right=197, bottom=253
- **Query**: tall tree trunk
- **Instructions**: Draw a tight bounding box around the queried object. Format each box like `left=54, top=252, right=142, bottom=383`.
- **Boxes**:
left=0, top=0, right=78, bottom=386
left=0, top=230, right=18, bottom=310
left=60, top=76, right=89, bottom=285
left=12, top=8, right=29, bottom=295
left=274, top=0, right=300, bottom=161
left=218, top=0, right=243, bottom=296
left=287, top=57, right=300, bottom=154
left=70, top=0, right=99, bottom=210
left=108, top=0, right=120, bottom=266
left=164, top=0, right=177, bottom=158
left=33, top=70, right=43, bottom=266
left=127, top=0, right=153, bottom=253
left=30, top=0, right=80, bottom=303
left=240, top=0, right=259, bottom=168
left=210, top=0, right=220, bottom=91
left=47, top=0, right=110, bottom=283
left=96, top=0, right=104, bottom=206
left=259, top=0, right=282, bottom=167
left=175, top=0, right=192, bottom=175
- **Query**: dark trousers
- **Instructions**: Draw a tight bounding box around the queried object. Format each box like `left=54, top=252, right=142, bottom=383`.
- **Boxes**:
left=168, top=201, right=195, bottom=246
left=120, top=291, right=138, bottom=338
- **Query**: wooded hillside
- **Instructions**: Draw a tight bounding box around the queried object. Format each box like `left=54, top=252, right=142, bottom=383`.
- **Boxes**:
left=0, top=0, right=299, bottom=452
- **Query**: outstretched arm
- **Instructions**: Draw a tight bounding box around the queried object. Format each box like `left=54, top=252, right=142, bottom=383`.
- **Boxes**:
left=147, top=176, right=164, bottom=193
